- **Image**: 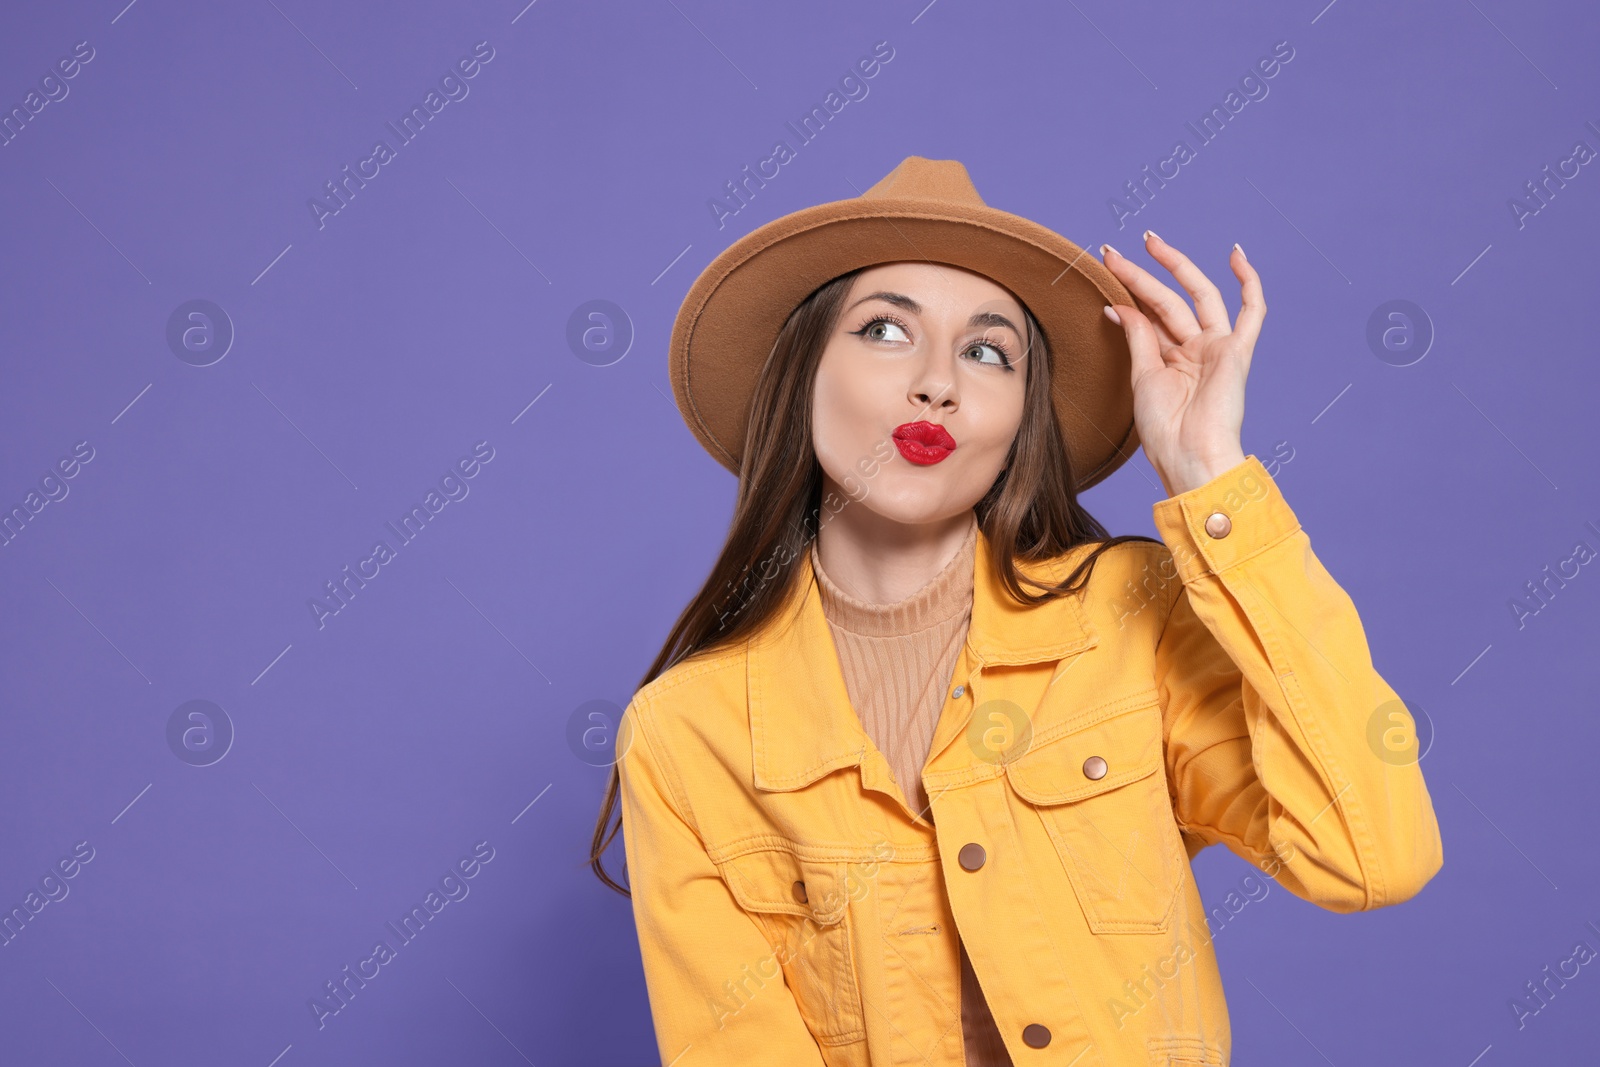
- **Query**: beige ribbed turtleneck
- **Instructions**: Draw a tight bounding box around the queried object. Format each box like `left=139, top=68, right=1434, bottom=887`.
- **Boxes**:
left=810, top=512, right=1015, bottom=1067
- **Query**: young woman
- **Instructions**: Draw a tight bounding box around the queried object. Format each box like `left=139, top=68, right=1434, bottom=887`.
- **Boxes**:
left=589, top=156, right=1443, bottom=1067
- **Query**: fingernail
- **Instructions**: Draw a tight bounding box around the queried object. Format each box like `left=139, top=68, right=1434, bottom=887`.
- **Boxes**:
left=1103, top=304, right=1122, bottom=326
left=1143, top=229, right=1161, bottom=244
left=1234, top=242, right=1246, bottom=260
left=1100, top=243, right=1119, bottom=260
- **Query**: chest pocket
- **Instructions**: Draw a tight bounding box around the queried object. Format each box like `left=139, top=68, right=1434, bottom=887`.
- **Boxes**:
left=716, top=847, right=867, bottom=1046
left=1003, top=698, right=1185, bottom=933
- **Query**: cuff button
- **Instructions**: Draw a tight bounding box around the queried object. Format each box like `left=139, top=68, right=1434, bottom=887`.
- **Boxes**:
left=1204, top=511, right=1232, bottom=538
left=792, top=880, right=807, bottom=904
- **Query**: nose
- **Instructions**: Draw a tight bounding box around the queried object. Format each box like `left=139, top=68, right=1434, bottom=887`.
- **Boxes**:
left=907, top=350, right=958, bottom=415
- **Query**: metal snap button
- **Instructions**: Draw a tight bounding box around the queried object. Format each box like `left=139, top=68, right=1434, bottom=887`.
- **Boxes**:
left=958, top=843, right=986, bottom=871
left=792, top=880, right=807, bottom=904
left=1204, top=511, right=1232, bottom=538
left=1082, top=755, right=1108, bottom=780
left=952, top=685, right=966, bottom=699
left=1022, top=1023, right=1052, bottom=1048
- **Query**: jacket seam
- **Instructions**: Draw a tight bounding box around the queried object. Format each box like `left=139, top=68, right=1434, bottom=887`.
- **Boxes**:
left=1205, top=517, right=1304, bottom=577
left=1165, top=515, right=1301, bottom=586
left=628, top=694, right=706, bottom=843
left=1224, top=538, right=1385, bottom=910
left=1279, top=668, right=1384, bottom=908
left=636, top=648, right=745, bottom=703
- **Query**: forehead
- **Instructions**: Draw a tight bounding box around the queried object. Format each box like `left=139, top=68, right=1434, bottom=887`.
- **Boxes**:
left=847, top=261, right=1024, bottom=320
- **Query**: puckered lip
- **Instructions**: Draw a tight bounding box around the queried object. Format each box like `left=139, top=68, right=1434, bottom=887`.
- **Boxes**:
left=892, top=421, right=957, bottom=450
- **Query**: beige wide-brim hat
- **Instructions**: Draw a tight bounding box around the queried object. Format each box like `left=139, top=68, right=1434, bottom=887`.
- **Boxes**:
left=668, top=155, right=1140, bottom=492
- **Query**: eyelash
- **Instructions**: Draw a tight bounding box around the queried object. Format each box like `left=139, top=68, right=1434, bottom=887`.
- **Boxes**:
left=850, top=314, right=1016, bottom=369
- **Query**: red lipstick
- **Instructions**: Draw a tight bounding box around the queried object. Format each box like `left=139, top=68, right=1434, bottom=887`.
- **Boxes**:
left=892, top=421, right=957, bottom=465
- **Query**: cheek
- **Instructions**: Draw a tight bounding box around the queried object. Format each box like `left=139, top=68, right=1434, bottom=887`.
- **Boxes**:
left=961, top=389, right=1025, bottom=462
left=811, top=359, right=882, bottom=465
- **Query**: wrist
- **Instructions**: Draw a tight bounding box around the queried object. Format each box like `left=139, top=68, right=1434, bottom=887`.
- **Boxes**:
left=1156, top=445, right=1248, bottom=497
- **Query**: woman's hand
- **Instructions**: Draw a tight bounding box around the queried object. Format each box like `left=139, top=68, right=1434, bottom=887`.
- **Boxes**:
left=1099, top=232, right=1264, bottom=498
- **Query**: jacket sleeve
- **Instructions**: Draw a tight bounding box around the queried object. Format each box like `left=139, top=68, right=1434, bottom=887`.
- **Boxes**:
left=616, top=698, right=828, bottom=1066
left=1150, top=454, right=1444, bottom=911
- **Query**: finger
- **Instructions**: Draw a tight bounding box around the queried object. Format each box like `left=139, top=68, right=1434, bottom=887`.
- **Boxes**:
left=1230, top=243, right=1266, bottom=347
left=1142, top=231, right=1229, bottom=333
left=1107, top=302, right=1167, bottom=384
left=1100, top=242, right=1201, bottom=345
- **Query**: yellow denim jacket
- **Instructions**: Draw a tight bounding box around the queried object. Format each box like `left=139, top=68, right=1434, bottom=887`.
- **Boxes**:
left=617, top=454, right=1443, bottom=1066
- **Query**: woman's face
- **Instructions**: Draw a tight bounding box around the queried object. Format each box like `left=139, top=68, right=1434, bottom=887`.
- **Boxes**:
left=811, top=261, right=1030, bottom=527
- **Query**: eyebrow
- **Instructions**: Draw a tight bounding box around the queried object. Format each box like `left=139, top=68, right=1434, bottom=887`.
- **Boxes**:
left=845, top=291, right=1022, bottom=338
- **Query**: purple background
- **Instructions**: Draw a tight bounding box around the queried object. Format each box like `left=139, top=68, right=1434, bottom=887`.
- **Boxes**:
left=3, top=0, right=1597, bottom=1063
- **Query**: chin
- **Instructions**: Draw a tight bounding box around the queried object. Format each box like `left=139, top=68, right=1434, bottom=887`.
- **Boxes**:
left=849, top=474, right=984, bottom=528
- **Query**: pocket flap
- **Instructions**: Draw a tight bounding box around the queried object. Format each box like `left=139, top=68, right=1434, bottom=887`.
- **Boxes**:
left=718, top=849, right=851, bottom=925
left=1004, top=701, right=1163, bottom=805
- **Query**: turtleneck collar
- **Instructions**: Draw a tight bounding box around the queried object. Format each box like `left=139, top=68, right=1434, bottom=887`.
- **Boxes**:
left=809, top=512, right=978, bottom=638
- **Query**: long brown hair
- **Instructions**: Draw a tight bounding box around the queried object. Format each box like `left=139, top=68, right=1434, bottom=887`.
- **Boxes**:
left=589, top=264, right=1160, bottom=896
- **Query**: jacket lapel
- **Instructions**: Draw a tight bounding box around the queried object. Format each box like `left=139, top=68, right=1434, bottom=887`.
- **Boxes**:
left=748, top=528, right=1100, bottom=793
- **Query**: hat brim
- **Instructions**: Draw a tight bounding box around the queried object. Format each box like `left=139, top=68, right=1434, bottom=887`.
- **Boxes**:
left=669, top=196, right=1141, bottom=493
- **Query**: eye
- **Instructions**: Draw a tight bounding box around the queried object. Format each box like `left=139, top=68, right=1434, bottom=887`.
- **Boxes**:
left=963, top=335, right=1015, bottom=369
left=852, top=315, right=911, bottom=344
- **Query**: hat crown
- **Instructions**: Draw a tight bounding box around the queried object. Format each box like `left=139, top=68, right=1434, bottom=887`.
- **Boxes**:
left=862, top=156, right=987, bottom=206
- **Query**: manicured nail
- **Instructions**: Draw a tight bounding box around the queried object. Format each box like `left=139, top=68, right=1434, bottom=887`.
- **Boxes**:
left=1100, top=243, right=1119, bottom=260
left=1103, top=305, right=1122, bottom=326
left=1234, top=242, right=1246, bottom=260
left=1143, top=229, right=1161, bottom=244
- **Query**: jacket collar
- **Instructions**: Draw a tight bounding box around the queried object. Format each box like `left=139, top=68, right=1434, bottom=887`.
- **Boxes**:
left=748, top=526, right=1099, bottom=792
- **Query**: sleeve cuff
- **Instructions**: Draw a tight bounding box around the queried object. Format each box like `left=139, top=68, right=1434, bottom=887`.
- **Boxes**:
left=1150, top=454, right=1303, bottom=584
